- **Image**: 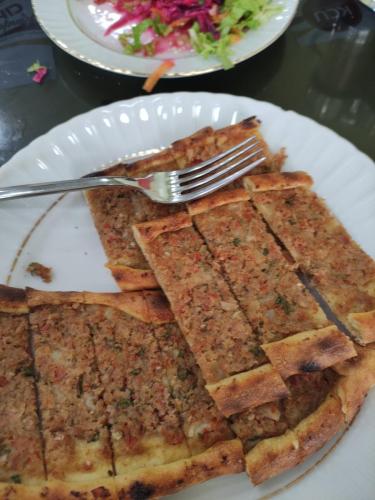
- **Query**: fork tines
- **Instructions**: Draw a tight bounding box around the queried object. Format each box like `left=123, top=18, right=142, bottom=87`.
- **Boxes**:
left=170, top=135, right=266, bottom=202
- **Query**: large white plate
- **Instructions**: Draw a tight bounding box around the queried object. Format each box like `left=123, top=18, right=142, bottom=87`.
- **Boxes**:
left=31, top=0, right=298, bottom=77
left=0, top=93, right=374, bottom=499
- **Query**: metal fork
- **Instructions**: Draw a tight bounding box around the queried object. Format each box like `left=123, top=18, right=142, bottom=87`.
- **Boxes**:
left=0, top=136, right=265, bottom=203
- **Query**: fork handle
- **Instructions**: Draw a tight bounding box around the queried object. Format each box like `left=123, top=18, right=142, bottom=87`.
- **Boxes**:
left=0, top=176, right=139, bottom=201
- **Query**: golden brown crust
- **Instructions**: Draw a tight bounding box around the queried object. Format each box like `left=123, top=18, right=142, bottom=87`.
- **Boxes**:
left=333, top=346, right=375, bottom=422
left=26, top=288, right=86, bottom=309
left=206, top=364, right=289, bottom=417
left=187, top=188, right=250, bottom=216
left=125, top=127, right=214, bottom=177
left=245, top=430, right=299, bottom=485
left=0, top=285, right=28, bottom=314
left=133, top=212, right=192, bottom=243
left=105, top=263, right=158, bottom=291
left=0, top=477, right=118, bottom=499
left=26, top=288, right=173, bottom=324
left=142, top=290, right=175, bottom=324
left=262, top=326, right=357, bottom=379
left=246, top=393, right=344, bottom=485
left=115, top=439, right=244, bottom=500
left=243, top=171, right=313, bottom=193
left=347, top=310, right=375, bottom=345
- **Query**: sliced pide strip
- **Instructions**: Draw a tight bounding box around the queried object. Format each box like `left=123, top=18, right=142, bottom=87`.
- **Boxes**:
left=246, top=393, right=345, bottom=485
left=0, top=286, right=45, bottom=486
left=188, top=188, right=329, bottom=346
left=206, top=364, right=289, bottom=418
left=86, top=119, right=282, bottom=291
left=153, top=322, right=233, bottom=455
left=262, top=326, right=357, bottom=379
left=114, top=439, right=244, bottom=500
left=26, top=289, right=113, bottom=482
left=85, top=301, right=190, bottom=475
left=133, top=213, right=289, bottom=416
left=245, top=172, right=375, bottom=345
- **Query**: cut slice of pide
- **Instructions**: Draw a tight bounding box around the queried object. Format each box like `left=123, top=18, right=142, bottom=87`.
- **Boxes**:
left=26, top=289, right=113, bottom=483
left=0, top=286, right=45, bottom=487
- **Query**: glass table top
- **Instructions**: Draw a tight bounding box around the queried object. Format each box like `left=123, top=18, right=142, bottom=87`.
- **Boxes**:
left=0, top=0, right=374, bottom=165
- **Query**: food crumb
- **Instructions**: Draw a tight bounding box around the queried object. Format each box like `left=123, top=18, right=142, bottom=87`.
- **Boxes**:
left=26, top=262, right=53, bottom=283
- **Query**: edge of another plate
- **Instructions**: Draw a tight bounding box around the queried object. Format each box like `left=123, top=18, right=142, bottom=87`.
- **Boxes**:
left=31, top=0, right=299, bottom=77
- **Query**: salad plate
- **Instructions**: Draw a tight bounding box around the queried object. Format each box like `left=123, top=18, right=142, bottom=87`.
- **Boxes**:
left=0, top=92, right=374, bottom=498
left=31, top=0, right=298, bottom=78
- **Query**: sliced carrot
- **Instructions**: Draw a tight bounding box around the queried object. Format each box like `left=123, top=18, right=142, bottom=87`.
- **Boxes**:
left=143, top=59, right=175, bottom=93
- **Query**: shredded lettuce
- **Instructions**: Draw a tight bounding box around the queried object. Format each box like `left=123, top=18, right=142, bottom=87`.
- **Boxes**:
left=190, top=0, right=280, bottom=68
left=99, top=0, right=280, bottom=68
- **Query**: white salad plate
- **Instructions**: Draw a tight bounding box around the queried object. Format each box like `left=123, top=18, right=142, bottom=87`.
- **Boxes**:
left=0, top=92, right=374, bottom=499
left=31, top=0, right=299, bottom=77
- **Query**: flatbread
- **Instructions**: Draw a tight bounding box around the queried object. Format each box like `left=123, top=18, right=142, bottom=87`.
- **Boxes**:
left=0, top=286, right=45, bottom=487
left=0, top=287, right=243, bottom=498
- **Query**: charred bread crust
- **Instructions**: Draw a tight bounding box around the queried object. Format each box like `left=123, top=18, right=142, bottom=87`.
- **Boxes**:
left=105, top=263, right=159, bottom=291
left=243, top=171, right=313, bottom=193
left=132, top=212, right=192, bottom=243
left=262, top=326, right=357, bottom=379
left=347, top=310, right=375, bottom=345
left=25, top=288, right=172, bottom=324
left=0, top=285, right=28, bottom=314
left=206, top=364, right=289, bottom=417
left=187, top=188, right=250, bottom=216
left=115, top=439, right=244, bottom=500
left=0, top=477, right=118, bottom=499
left=333, top=345, right=375, bottom=422
left=142, top=291, right=175, bottom=324
left=246, top=393, right=344, bottom=485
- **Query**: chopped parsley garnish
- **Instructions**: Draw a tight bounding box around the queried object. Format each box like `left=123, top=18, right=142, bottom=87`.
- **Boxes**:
left=130, top=368, right=141, bottom=376
left=77, top=374, right=84, bottom=398
left=250, top=345, right=263, bottom=357
left=117, top=398, right=133, bottom=409
left=87, top=432, right=100, bottom=443
left=10, top=475, right=22, bottom=484
left=21, top=365, right=34, bottom=377
left=177, top=367, right=190, bottom=381
left=262, top=247, right=269, bottom=256
left=275, top=294, right=293, bottom=315
left=233, top=237, right=241, bottom=246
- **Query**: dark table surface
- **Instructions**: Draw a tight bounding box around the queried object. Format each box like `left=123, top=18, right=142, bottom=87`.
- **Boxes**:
left=0, top=0, right=374, bottom=166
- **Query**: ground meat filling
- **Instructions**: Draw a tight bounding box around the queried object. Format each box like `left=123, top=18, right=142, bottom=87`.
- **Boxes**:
left=29, top=304, right=112, bottom=480
left=153, top=323, right=233, bottom=455
left=84, top=305, right=188, bottom=471
left=252, top=188, right=375, bottom=325
left=192, top=200, right=329, bottom=345
left=0, top=313, right=44, bottom=485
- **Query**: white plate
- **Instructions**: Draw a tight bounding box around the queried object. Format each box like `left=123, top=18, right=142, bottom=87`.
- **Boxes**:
left=31, top=0, right=298, bottom=77
left=0, top=93, right=374, bottom=499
